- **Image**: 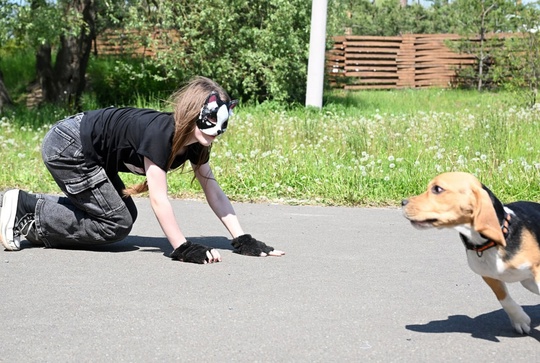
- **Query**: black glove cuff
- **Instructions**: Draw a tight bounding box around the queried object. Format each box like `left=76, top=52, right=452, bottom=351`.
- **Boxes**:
left=170, top=241, right=212, bottom=264
left=231, top=234, right=274, bottom=256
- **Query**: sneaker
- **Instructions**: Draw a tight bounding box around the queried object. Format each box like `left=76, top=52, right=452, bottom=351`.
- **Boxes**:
left=0, top=190, right=36, bottom=251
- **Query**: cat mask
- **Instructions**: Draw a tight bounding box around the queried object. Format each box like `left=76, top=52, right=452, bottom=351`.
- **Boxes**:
left=197, top=92, right=238, bottom=136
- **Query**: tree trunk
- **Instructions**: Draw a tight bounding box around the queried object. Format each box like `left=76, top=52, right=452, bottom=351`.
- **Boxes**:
left=0, top=70, right=13, bottom=112
left=36, top=44, right=57, bottom=104
left=34, top=0, right=96, bottom=109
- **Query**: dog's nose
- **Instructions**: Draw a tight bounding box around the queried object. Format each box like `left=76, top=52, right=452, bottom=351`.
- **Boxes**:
left=401, top=199, right=409, bottom=207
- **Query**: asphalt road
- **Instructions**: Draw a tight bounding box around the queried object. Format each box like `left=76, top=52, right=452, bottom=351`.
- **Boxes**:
left=1, top=198, right=539, bottom=362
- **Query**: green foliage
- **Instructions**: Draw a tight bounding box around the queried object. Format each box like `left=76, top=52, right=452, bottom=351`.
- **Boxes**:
left=86, top=55, right=181, bottom=106
left=327, top=0, right=535, bottom=37
left=0, top=0, right=16, bottom=47
left=0, top=47, right=34, bottom=98
left=449, top=0, right=519, bottom=91
left=2, top=0, right=540, bottom=108
left=5, top=0, right=89, bottom=49
left=327, top=0, right=461, bottom=36
left=489, top=6, right=540, bottom=106
left=105, top=0, right=311, bottom=104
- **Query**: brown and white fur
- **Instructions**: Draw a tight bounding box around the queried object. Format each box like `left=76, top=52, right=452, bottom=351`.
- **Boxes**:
left=402, top=172, right=540, bottom=334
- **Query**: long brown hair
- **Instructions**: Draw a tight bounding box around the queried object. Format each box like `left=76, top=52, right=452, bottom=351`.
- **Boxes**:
left=124, top=76, right=231, bottom=196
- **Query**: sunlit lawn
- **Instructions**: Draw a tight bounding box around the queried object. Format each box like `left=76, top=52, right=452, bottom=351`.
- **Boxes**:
left=1, top=89, right=540, bottom=206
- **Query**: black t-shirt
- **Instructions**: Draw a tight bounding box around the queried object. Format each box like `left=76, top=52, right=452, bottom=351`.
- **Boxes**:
left=80, top=107, right=209, bottom=175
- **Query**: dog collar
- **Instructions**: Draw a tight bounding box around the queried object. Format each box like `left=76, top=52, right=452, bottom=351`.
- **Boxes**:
left=460, top=236, right=497, bottom=257
left=460, top=213, right=511, bottom=257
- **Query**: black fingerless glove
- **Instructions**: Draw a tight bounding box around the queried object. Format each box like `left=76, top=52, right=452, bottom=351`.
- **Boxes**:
left=170, top=241, right=212, bottom=264
left=231, top=234, right=274, bottom=256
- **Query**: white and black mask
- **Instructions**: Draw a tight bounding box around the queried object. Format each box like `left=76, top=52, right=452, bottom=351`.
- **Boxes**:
left=197, top=92, right=238, bottom=136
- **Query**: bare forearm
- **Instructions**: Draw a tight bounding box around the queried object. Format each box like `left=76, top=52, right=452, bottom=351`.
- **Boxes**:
left=150, top=196, right=186, bottom=249
left=206, top=189, right=244, bottom=238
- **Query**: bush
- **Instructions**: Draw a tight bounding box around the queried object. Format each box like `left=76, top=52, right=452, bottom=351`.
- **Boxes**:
left=109, top=0, right=311, bottom=104
left=0, top=47, right=35, bottom=100
left=86, top=55, right=181, bottom=107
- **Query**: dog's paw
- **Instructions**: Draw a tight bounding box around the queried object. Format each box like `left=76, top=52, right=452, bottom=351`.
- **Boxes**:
left=509, top=311, right=531, bottom=334
left=501, top=297, right=532, bottom=334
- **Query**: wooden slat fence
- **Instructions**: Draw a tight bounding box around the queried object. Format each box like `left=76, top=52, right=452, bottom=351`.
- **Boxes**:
left=94, top=29, right=181, bottom=57
left=327, top=33, right=497, bottom=90
left=95, top=31, right=511, bottom=91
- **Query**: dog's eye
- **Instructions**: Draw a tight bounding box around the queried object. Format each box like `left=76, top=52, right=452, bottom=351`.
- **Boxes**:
left=431, top=185, right=445, bottom=194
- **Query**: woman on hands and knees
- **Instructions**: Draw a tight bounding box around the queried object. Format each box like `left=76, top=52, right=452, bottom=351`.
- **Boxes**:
left=0, top=76, right=284, bottom=263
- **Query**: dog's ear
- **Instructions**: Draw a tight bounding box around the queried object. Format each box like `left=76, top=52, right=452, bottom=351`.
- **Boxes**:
left=472, top=186, right=506, bottom=247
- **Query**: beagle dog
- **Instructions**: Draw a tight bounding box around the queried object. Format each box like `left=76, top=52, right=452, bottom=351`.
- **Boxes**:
left=402, top=172, right=540, bottom=334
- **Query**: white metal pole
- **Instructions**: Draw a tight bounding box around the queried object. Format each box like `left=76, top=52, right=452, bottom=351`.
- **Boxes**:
left=305, top=0, right=328, bottom=108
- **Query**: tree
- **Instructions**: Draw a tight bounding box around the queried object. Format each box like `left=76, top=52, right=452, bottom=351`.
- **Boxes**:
left=447, top=0, right=519, bottom=91
left=0, top=70, right=12, bottom=111
left=491, top=3, right=540, bottom=106
left=19, top=0, right=97, bottom=108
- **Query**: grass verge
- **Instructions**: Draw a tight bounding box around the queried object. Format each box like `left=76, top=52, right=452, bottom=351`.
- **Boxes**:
left=1, top=89, right=539, bottom=206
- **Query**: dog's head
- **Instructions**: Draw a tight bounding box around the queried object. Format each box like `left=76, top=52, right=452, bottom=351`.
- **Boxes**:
left=402, top=172, right=506, bottom=246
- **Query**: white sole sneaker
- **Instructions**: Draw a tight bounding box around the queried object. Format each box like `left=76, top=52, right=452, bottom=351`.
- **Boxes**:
left=0, top=189, right=21, bottom=251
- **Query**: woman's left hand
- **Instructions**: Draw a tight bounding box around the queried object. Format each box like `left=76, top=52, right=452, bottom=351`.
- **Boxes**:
left=231, top=234, right=285, bottom=257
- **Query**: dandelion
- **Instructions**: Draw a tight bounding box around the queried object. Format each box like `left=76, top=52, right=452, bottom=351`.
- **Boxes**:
left=250, top=149, right=259, bottom=158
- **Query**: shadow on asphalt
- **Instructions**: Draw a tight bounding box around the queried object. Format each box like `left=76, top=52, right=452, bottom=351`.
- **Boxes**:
left=21, top=235, right=233, bottom=257
left=406, top=305, right=540, bottom=342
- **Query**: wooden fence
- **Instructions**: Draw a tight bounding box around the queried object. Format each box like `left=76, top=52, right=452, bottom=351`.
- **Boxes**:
left=95, top=31, right=510, bottom=90
left=93, top=29, right=181, bottom=57
left=326, top=34, right=491, bottom=90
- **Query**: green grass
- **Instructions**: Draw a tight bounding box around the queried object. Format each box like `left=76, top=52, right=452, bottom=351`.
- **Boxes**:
left=0, top=49, right=35, bottom=100
left=1, top=89, right=540, bottom=206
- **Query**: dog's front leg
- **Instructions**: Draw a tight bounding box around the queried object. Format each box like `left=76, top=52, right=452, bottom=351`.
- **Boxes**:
left=482, top=276, right=531, bottom=334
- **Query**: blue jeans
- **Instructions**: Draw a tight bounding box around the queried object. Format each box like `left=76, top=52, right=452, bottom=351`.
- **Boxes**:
left=34, top=114, right=137, bottom=248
